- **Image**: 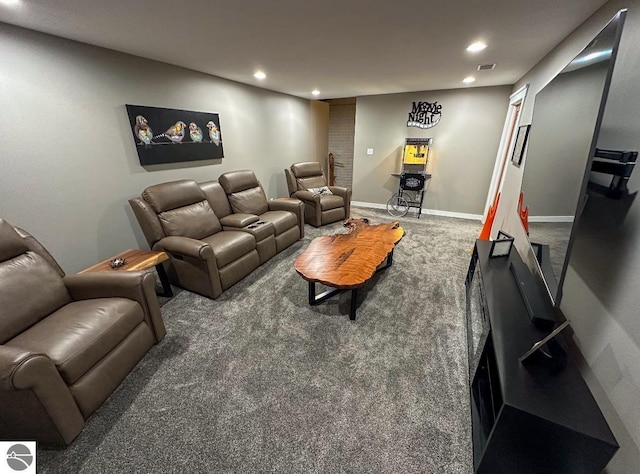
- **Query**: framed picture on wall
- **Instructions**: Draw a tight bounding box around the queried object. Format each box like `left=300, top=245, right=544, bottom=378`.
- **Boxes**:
left=511, top=124, right=531, bottom=167
left=126, top=105, right=224, bottom=166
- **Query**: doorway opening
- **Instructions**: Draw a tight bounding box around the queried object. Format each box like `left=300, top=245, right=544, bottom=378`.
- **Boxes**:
left=482, top=85, right=529, bottom=220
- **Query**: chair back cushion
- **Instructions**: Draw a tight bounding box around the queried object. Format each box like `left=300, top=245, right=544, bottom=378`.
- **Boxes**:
left=219, top=171, right=269, bottom=215
left=284, top=168, right=297, bottom=196
left=290, top=162, right=327, bottom=191
left=129, top=197, right=166, bottom=249
left=0, top=222, right=72, bottom=343
left=159, top=201, right=221, bottom=240
left=199, top=181, right=233, bottom=219
left=0, top=219, right=28, bottom=262
left=141, top=180, right=222, bottom=239
left=12, top=226, right=65, bottom=277
left=142, top=180, right=204, bottom=213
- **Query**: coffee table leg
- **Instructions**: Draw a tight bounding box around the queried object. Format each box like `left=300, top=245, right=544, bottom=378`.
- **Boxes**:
left=308, top=282, right=359, bottom=321
left=375, top=249, right=394, bottom=273
left=349, top=288, right=358, bottom=320
left=308, top=281, right=341, bottom=305
left=155, top=264, right=173, bottom=297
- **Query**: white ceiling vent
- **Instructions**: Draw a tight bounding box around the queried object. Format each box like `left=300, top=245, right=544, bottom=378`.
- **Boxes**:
left=477, top=63, right=496, bottom=71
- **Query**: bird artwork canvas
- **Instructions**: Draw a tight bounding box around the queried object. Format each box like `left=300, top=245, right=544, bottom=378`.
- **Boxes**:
left=126, top=105, right=224, bottom=165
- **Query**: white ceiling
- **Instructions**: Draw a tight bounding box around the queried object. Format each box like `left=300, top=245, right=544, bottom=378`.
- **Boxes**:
left=0, top=0, right=609, bottom=99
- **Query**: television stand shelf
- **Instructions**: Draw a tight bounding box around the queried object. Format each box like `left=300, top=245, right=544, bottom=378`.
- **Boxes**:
left=465, top=240, right=618, bottom=473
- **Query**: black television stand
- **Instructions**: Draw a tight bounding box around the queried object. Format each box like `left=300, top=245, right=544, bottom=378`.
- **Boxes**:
left=465, top=240, right=618, bottom=473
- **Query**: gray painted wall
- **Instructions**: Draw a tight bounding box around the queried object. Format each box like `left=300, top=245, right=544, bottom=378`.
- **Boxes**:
left=352, top=87, right=511, bottom=215
left=496, top=1, right=640, bottom=470
left=0, top=23, right=328, bottom=273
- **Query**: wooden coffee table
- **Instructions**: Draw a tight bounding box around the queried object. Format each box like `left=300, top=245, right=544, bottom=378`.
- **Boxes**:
left=79, top=249, right=173, bottom=297
left=294, top=218, right=404, bottom=320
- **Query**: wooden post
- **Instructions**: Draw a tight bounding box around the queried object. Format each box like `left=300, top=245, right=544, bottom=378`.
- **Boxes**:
left=328, top=153, right=335, bottom=186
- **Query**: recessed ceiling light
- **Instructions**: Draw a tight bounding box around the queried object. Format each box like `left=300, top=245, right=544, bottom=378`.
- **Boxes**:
left=466, top=42, right=487, bottom=53
left=311, top=90, right=321, bottom=96
left=0, top=0, right=21, bottom=5
left=253, top=71, right=266, bottom=80
left=463, top=76, right=476, bottom=84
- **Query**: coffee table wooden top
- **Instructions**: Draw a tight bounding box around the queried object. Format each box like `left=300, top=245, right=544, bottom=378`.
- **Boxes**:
left=294, top=218, right=405, bottom=289
left=79, top=249, right=169, bottom=273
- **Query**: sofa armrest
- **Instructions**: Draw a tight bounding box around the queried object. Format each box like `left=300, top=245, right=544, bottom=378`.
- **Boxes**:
left=0, top=345, right=44, bottom=391
left=219, top=213, right=259, bottom=228
left=329, top=186, right=352, bottom=218
left=269, top=198, right=305, bottom=239
left=157, top=236, right=214, bottom=260
left=291, top=190, right=318, bottom=203
left=0, top=345, right=85, bottom=445
left=269, top=197, right=304, bottom=213
left=329, top=186, right=350, bottom=198
left=63, top=272, right=166, bottom=343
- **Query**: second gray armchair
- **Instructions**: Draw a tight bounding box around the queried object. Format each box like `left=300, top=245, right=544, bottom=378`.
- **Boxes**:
left=285, top=161, right=351, bottom=227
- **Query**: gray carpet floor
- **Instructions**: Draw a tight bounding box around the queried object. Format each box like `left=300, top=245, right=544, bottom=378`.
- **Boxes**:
left=38, top=207, right=482, bottom=473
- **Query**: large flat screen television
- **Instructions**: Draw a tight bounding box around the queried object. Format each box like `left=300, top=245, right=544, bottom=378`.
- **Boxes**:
left=518, top=10, right=627, bottom=307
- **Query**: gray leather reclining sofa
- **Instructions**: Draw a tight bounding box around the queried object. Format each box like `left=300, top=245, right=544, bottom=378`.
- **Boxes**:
left=129, top=170, right=304, bottom=299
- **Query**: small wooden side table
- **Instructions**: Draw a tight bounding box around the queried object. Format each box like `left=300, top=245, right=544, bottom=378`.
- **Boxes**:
left=79, top=249, right=173, bottom=297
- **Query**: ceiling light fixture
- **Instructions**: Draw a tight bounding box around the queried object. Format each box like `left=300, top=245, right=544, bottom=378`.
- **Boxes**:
left=253, top=71, right=266, bottom=80
left=0, top=0, right=21, bottom=5
left=311, top=90, right=320, bottom=96
left=466, top=42, right=487, bottom=53
left=463, top=76, right=476, bottom=84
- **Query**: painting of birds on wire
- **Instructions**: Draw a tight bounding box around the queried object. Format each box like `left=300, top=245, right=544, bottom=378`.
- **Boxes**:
left=126, top=104, right=224, bottom=166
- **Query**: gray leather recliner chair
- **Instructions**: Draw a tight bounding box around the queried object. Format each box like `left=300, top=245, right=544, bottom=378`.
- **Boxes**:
left=285, top=162, right=352, bottom=227
left=0, top=219, right=166, bottom=446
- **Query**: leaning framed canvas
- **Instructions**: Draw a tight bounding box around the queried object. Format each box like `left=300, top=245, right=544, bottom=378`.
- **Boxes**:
left=489, top=230, right=514, bottom=258
left=126, top=105, right=224, bottom=166
left=511, top=124, right=530, bottom=167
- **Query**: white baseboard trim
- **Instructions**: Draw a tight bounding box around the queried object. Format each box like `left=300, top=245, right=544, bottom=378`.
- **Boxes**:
left=528, top=215, right=574, bottom=223
left=351, top=201, right=483, bottom=221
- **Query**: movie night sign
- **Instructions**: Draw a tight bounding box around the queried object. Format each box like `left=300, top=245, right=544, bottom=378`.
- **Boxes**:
left=407, top=101, right=442, bottom=129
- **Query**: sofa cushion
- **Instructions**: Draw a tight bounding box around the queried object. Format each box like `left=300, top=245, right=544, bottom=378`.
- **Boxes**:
left=159, top=200, right=222, bottom=239
left=199, top=181, right=233, bottom=219
left=6, top=298, right=144, bottom=385
left=218, top=170, right=260, bottom=194
left=142, top=180, right=204, bottom=213
left=202, top=231, right=256, bottom=269
left=291, top=162, right=323, bottom=178
left=0, top=252, right=72, bottom=344
left=259, top=211, right=297, bottom=236
left=320, top=194, right=346, bottom=211
left=296, top=176, right=326, bottom=190
left=227, top=187, right=269, bottom=216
